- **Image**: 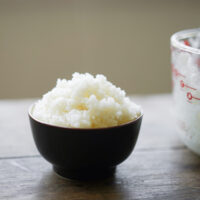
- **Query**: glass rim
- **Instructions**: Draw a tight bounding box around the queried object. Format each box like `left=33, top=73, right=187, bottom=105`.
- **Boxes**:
left=171, top=28, right=200, bottom=54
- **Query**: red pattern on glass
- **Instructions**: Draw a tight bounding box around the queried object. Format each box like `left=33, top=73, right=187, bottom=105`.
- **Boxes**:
left=184, top=40, right=190, bottom=46
left=180, top=80, right=197, bottom=90
left=187, top=92, right=200, bottom=101
left=187, top=92, right=193, bottom=100
left=171, top=59, right=200, bottom=102
left=172, top=64, right=185, bottom=78
left=180, top=80, right=184, bottom=88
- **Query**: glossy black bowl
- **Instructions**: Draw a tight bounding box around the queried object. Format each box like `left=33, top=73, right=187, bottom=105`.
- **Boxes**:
left=29, top=105, right=143, bottom=180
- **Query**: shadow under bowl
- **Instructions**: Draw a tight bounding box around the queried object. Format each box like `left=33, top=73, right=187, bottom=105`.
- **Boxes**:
left=28, top=105, right=143, bottom=180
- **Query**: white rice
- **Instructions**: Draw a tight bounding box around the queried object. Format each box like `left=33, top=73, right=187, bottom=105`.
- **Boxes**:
left=32, top=73, right=141, bottom=128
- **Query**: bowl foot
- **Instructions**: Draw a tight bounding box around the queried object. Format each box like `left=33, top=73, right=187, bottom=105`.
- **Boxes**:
left=53, top=165, right=116, bottom=180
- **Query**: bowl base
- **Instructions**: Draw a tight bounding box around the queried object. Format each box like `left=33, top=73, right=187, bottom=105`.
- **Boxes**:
left=53, top=165, right=116, bottom=180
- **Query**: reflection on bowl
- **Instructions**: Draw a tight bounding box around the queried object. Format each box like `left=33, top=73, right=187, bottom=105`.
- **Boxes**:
left=28, top=104, right=143, bottom=180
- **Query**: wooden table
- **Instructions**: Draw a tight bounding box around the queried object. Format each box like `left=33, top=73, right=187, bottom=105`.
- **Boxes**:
left=1, top=94, right=200, bottom=200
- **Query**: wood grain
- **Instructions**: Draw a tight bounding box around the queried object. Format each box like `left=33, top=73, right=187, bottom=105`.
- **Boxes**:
left=1, top=148, right=200, bottom=200
left=1, top=94, right=200, bottom=200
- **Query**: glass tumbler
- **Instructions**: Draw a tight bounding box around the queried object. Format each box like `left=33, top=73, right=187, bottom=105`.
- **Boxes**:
left=171, top=28, right=200, bottom=155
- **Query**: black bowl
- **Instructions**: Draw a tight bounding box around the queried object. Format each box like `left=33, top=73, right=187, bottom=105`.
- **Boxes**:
left=29, top=105, right=143, bottom=180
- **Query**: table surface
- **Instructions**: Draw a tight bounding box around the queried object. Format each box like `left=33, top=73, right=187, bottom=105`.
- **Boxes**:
left=1, top=94, right=200, bottom=200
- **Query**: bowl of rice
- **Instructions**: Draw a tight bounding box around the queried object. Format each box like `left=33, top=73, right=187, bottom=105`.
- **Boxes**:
left=29, top=73, right=143, bottom=180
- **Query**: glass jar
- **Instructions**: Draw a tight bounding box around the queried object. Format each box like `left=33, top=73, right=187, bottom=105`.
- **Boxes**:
left=171, top=28, right=200, bottom=155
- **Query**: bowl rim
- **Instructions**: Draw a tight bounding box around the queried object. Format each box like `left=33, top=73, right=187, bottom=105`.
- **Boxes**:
left=28, top=103, right=143, bottom=131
